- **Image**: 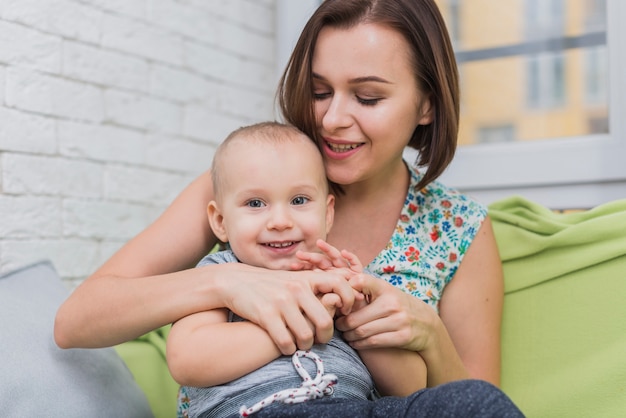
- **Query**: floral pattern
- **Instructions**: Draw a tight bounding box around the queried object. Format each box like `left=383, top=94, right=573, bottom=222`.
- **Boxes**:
left=367, top=164, right=487, bottom=313
left=177, top=386, right=190, bottom=418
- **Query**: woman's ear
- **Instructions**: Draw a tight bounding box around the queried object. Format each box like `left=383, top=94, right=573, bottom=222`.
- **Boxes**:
left=207, top=201, right=228, bottom=243
left=417, top=95, right=434, bottom=125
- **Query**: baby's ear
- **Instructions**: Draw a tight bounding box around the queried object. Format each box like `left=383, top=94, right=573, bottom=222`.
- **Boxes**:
left=207, top=201, right=228, bottom=243
left=325, top=194, right=335, bottom=233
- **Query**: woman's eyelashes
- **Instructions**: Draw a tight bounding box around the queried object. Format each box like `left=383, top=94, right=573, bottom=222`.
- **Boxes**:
left=356, top=96, right=381, bottom=106
left=313, top=90, right=382, bottom=106
left=313, top=91, right=331, bottom=101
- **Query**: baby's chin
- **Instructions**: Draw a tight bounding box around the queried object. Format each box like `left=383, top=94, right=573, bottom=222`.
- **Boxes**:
left=241, top=255, right=300, bottom=271
left=262, top=258, right=302, bottom=271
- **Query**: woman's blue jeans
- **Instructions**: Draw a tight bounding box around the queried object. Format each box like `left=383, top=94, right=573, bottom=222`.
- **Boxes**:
left=233, top=379, right=524, bottom=417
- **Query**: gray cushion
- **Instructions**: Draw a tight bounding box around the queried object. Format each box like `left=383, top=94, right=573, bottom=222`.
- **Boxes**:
left=0, top=260, right=153, bottom=418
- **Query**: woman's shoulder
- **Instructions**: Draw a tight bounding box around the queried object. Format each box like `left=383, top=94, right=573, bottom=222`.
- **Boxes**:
left=405, top=164, right=487, bottom=221
left=364, top=165, right=489, bottom=308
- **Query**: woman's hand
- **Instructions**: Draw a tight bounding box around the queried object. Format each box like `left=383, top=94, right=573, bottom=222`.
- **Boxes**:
left=335, top=274, right=439, bottom=353
left=298, top=239, right=437, bottom=353
left=215, top=263, right=357, bottom=355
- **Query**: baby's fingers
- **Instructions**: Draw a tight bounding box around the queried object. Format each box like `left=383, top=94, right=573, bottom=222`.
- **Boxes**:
left=296, top=250, right=334, bottom=270
left=340, top=249, right=363, bottom=273
left=316, top=239, right=350, bottom=268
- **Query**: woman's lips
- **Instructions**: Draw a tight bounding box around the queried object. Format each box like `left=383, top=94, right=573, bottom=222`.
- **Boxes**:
left=323, top=139, right=363, bottom=159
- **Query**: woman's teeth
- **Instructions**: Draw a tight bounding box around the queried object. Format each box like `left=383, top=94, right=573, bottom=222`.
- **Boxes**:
left=327, top=142, right=360, bottom=152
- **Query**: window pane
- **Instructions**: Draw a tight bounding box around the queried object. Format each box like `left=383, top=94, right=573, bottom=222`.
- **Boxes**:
left=436, top=0, right=608, bottom=145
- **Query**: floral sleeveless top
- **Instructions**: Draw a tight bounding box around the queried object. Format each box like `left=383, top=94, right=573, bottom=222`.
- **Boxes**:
left=366, top=164, right=487, bottom=313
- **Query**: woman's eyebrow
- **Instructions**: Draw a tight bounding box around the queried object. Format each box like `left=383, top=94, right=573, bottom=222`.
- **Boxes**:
left=349, top=75, right=391, bottom=84
left=312, top=72, right=391, bottom=84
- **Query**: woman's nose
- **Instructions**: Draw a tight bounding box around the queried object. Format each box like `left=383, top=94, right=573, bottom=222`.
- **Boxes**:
left=321, top=94, right=352, bottom=132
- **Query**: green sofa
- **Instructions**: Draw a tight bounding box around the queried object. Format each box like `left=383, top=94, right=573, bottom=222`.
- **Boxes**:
left=115, top=196, right=626, bottom=418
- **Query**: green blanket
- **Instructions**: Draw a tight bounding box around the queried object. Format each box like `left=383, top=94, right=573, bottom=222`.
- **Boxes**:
left=489, top=196, right=626, bottom=418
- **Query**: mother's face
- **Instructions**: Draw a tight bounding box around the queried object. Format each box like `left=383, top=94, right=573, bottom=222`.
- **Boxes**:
left=310, top=23, right=433, bottom=186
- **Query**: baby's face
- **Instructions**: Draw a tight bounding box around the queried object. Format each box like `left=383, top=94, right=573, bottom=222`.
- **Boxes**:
left=214, top=138, right=333, bottom=270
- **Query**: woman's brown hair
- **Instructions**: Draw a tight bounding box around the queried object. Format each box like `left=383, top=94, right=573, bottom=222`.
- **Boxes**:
left=277, top=0, right=459, bottom=190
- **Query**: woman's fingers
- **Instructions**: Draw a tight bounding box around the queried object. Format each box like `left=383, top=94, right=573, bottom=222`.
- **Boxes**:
left=287, top=278, right=336, bottom=345
left=336, top=273, right=435, bottom=352
left=225, top=267, right=357, bottom=352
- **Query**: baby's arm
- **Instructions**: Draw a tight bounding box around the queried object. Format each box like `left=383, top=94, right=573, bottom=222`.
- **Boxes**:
left=297, top=240, right=428, bottom=396
left=166, top=283, right=342, bottom=388
left=166, top=309, right=282, bottom=387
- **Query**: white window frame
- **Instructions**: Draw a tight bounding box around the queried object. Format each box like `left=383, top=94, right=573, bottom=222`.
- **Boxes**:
left=276, top=0, right=626, bottom=209
left=440, top=0, right=626, bottom=209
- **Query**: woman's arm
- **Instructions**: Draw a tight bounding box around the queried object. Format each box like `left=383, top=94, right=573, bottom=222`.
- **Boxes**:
left=436, top=217, right=503, bottom=386
left=351, top=296, right=427, bottom=397
left=54, top=170, right=356, bottom=351
left=54, top=170, right=219, bottom=348
left=358, top=348, right=426, bottom=396
left=336, top=218, right=503, bottom=387
left=166, top=309, right=282, bottom=387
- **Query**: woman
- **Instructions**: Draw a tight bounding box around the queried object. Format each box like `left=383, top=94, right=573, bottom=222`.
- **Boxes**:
left=55, top=0, right=509, bottom=407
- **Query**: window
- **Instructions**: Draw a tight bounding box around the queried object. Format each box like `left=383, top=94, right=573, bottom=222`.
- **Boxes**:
left=527, top=53, right=566, bottom=109
left=434, top=0, right=625, bottom=209
left=478, top=125, right=516, bottom=144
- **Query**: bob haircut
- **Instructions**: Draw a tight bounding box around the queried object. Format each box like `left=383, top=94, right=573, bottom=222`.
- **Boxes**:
left=277, top=0, right=460, bottom=191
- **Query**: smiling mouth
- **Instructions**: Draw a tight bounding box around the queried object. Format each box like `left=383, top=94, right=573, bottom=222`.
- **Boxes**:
left=264, top=241, right=296, bottom=248
left=326, top=141, right=362, bottom=153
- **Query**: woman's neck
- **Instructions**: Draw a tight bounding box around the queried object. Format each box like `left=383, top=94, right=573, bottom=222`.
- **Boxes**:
left=328, top=161, right=411, bottom=265
left=336, top=160, right=410, bottom=211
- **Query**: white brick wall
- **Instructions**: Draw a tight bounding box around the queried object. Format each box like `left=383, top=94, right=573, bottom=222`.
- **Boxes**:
left=0, top=0, right=277, bottom=286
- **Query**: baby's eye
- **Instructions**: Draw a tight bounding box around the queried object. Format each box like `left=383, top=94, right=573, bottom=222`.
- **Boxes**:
left=291, top=196, right=309, bottom=205
left=246, top=199, right=265, bottom=208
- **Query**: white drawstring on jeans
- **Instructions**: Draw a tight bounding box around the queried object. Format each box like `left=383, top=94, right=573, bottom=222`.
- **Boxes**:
left=239, top=350, right=338, bottom=417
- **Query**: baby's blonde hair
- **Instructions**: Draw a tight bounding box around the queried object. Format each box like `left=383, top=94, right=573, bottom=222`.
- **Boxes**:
left=211, top=121, right=327, bottom=200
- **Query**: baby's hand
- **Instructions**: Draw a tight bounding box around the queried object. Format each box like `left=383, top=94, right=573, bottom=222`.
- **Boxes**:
left=296, top=240, right=367, bottom=312
left=318, top=292, right=342, bottom=319
left=295, top=239, right=364, bottom=273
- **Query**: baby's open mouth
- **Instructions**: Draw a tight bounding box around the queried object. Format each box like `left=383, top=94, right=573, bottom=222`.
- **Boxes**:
left=265, top=242, right=296, bottom=248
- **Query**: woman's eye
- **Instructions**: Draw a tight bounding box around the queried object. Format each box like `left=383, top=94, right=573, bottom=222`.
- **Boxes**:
left=313, top=91, right=331, bottom=100
left=246, top=199, right=265, bottom=208
left=357, top=96, right=381, bottom=106
left=291, top=196, right=309, bottom=205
